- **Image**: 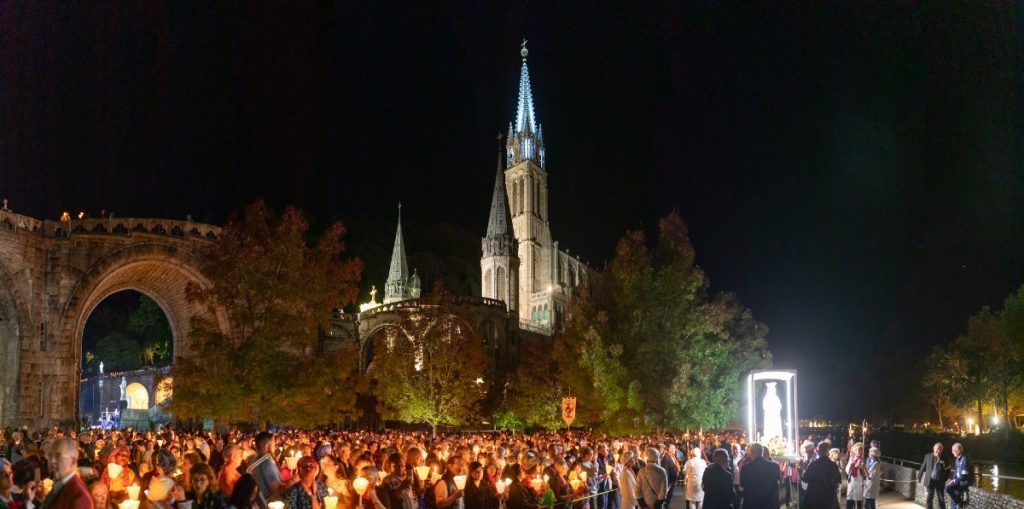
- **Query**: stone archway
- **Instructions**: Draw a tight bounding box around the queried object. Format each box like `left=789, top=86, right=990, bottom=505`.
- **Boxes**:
left=53, top=244, right=227, bottom=425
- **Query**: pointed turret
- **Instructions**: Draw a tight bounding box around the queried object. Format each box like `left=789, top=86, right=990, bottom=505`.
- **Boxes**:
left=481, top=135, right=520, bottom=311
left=384, top=203, right=411, bottom=304
left=486, top=141, right=514, bottom=239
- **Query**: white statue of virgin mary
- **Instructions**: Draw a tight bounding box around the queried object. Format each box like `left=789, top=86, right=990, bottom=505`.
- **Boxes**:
left=762, top=382, right=784, bottom=441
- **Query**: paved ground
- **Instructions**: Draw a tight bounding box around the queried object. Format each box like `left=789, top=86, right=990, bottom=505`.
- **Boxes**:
left=664, top=487, right=923, bottom=508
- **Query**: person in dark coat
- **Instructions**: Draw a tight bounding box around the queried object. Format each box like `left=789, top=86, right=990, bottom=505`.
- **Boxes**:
left=802, top=443, right=840, bottom=509
left=700, top=449, right=735, bottom=509
left=918, top=443, right=947, bottom=509
left=737, top=444, right=779, bottom=509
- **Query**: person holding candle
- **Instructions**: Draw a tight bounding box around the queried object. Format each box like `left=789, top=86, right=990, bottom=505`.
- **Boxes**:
left=381, top=455, right=413, bottom=509
left=433, top=457, right=463, bottom=509
left=503, top=455, right=538, bottom=509
left=178, top=464, right=225, bottom=509
left=283, top=457, right=326, bottom=509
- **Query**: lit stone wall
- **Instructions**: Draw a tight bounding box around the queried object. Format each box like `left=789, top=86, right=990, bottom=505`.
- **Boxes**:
left=882, top=460, right=1023, bottom=509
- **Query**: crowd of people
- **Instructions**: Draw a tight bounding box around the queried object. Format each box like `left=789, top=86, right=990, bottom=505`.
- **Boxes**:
left=0, top=426, right=908, bottom=509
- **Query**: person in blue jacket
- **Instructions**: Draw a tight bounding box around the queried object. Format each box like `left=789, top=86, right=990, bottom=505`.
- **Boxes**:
left=944, top=443, right=972, bottom=509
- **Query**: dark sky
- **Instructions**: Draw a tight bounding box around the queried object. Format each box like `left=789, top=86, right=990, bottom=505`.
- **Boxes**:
left=2, top=2, right=1023, bottom=421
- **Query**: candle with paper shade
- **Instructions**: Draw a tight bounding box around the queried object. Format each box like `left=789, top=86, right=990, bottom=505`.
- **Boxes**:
left=453, top=475, right=467, bottom=491
left=118, top=500, right=140, bottom=509
left=568, top=471, right=577, bottom=481
left=268, top=502, right=284, bottom=509
left=579, top=472, right=587, bottom=483
left=324, top=488, right=338, bottom=509
left=285, top=452, right=301, bottom=471
left=495, top=480, right=506, bottom=495
left=107, top=463, right=123, bottom=480
left=353, top=477, right=370, bottom=496
left=415, top=466, right=430, bottom=481
left=126, top=485, right=141, bottom=501
left=569, top=479, right=581, bottom=492
left=605, top=464, right=612, bottom=475
left=42, top=479, right=53, bottom=493
left=529, top=476, right=543, bottom=494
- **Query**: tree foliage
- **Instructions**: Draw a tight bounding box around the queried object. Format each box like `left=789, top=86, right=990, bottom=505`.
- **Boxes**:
left=555, top=212, right=771, bottom=433
left=171, top=201, right=364, bottom=427
left=372, top=283, right=488, bottom=436
left=94, top=331, right=143, bottom=372
left=919, top=285, right=1024, bottom=432
left=498, top=336, right=566, bottom=430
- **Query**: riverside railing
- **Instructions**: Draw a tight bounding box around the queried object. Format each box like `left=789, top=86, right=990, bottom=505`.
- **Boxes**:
left=881, top=456, right=1024, bottom=498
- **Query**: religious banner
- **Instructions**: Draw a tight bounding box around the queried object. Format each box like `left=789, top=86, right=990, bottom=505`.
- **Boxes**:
left=562, top=397, right=577, bottom=427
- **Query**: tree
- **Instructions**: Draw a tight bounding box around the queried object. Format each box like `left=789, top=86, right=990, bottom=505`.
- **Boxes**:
left=499, top=336, right=566, bottom=430
left=920, top=347, right=965, bottom=429
left=555, top=212, right=771, bottom=433
left=372, top=283, right=488, bottom=436
left=171, top=201, right=364, bottom=427
left=94, top=331, right=141, bottom=371
left=130, top=295, right=173, bottom=366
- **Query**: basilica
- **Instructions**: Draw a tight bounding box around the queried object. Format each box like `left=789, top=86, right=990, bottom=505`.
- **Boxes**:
left=329, top=45, right=600, bottom=407
left=374, top=44, right=597, bottom=335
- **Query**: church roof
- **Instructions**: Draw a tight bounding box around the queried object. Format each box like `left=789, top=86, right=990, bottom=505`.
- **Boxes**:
left=386, top=204, right=409, bottom=285
left=486, top=141, right=514, bottom=238
left=514, top=47, right=537, bottom=134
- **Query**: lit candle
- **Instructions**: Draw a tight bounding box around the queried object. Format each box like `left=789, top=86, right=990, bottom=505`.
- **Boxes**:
left=569, top=479, right=581, bottom=492
left=269, top=502, right=284, bottom=509
left=529, top=476, right=543, bottom=494
left=605, top=464, right=612, bottom=475
left=453, top=475, right=467, bottom=491
left=495, top=480, right=506, bottom=495
left=415, top=466, right=430, bottom=481
left=324, top=488, right=338, bottom=509
left=579, top=472, right=588, bottom=483
left=118, top=500, right=140, bottom=509
left=42, top=479, right=53, bottom=493
left=285, top=452, right=301, bottom=471
left=568, top=471, right=577, bottom=481
left=107, top=463, right=123, bottom=479
left=353, top=477, right=370, bottom=496
left=126, top=485, right=141, bottom=501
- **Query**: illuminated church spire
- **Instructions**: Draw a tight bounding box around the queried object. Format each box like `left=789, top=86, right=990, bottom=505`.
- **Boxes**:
left=506, top=40, right=546, bottom=169
left=384, top=203, right=419, bottom=303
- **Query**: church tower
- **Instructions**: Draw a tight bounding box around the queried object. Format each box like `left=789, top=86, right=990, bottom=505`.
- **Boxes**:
left=384, top=204, right=421, bottom=304
left=482, top=137, right=520, bottom=311
left=505, top=42, right=555, bottom=325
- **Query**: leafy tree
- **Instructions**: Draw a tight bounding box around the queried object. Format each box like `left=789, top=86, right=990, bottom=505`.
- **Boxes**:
left=920, top=347, right=965, bottom=429
left=997, top=285, right=1024, bottom=424
left=130, top=295, right=173, bottom=366
left=94, top=331, right=142, bottom=371
left=500, top=336, right=566, bottom=430
left=372, top=283, right=488, bottom=436
left=171, top=201, right=364, bottom=427
left=555, top=212, right=771, bottom=433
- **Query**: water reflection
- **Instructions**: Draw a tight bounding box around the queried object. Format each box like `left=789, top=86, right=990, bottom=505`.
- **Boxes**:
left=991, top=464, right=999, bottom=491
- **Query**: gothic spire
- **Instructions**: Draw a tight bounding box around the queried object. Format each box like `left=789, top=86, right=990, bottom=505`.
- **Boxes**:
left=486, top=135, right=514, bottom=238
left=384, top=203, right=410, bottom=303
left=514, top=40, right=537, bottom=135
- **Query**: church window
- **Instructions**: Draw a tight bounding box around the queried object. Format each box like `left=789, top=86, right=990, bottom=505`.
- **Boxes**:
left=496, top=267, right=506, bottom=300
left=520, top=177, right=526, bottom=213
left=484, top=269, right=493, bottom=297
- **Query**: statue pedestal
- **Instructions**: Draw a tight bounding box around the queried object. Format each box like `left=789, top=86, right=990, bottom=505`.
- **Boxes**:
left=120, top=409, right=152, bottom=431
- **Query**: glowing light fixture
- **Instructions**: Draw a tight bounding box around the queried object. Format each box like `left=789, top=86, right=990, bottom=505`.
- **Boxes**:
left=746, top=370, right=799, bottom=459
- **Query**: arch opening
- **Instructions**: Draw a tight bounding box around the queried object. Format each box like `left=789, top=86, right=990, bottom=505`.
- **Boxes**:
left=79, top=289, right=174, bottom=427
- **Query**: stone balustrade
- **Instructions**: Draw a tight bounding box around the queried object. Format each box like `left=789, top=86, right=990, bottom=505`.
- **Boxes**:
left=0, top=209, right=220, bottom=241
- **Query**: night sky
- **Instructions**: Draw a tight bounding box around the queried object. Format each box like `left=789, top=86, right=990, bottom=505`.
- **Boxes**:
left=2, top=2, right=1023, bottom=421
